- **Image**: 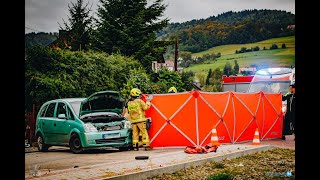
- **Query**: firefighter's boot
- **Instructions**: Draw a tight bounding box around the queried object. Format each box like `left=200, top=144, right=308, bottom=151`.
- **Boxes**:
left=133, top=143, right=139, bottom=151
left=138, top=141, right=143, bottom=147
left=144, top=146, right=153, bottom=151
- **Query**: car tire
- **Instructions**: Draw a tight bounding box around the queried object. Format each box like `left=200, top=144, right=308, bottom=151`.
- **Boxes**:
left=69, top=133, right=83, bottom=154
left=118, top=147, right=128, bottom=151
left=135, top=156, right=149, bottom=160
left=36, top=134, right=49, bottom=152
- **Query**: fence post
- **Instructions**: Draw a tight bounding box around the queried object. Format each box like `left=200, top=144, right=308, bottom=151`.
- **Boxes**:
left=30, top=104, right=36, bottom=144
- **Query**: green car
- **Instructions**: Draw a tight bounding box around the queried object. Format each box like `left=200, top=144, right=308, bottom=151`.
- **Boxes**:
left=35, top=91, right=133, bottom=153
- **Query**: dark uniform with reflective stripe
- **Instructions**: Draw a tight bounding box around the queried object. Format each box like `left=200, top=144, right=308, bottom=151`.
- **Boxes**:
left=282, top=92, right=295, bottom=137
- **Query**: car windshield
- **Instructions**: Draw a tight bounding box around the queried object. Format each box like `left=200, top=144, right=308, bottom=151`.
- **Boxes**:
left=247, top=81, right=290, bottom=94
left=69, top=101, right=82, bottom=117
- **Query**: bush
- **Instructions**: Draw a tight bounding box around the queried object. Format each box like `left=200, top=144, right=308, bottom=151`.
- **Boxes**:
left=282, top=43, right=287, bottom=49
left=270, top=44, right=278, bottom=50
left=25, top=47, right=142, bottom=111
left=207, top=173, right=233, bottom=180
left=252, top=46, right=260, bottom=51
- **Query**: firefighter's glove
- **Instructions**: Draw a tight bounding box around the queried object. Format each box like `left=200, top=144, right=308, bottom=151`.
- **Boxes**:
left=146, top=101, right=151, bottom=106
left=146, top=95, right=153, bottom=101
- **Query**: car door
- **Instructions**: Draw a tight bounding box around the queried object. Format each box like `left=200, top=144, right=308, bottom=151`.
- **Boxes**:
left=40, top=102, right=57, bottom=144
left=53, top=102, right=72, bottom=145
left=54, top=101, right=82, bottom=145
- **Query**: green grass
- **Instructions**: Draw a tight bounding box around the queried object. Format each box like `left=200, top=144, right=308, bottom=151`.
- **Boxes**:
left=148, top=148, right=295, bottom=180
left=183, top=36, right=295, bottom=75
left=193, top=36, right=295, bottom=57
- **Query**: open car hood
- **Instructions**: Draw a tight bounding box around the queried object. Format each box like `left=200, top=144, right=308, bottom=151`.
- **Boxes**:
left=79, top=91, right=124, bottom=117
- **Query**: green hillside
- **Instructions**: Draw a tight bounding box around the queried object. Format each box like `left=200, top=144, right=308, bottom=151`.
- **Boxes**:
left=159, top=10, right=294, bottom=53
left=184, top=36, right=295, bottom=74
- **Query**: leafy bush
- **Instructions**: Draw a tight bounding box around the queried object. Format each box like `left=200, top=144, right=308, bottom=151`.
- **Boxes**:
left=25, top=47, right=141, bottom=111
left=281, top=43, right=287, bottom=49
left=270, top=44, right=278, bottom=50
left=121, top=68, right=153, bottom=99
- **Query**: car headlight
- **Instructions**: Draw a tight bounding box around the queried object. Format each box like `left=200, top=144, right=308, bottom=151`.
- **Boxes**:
left=84, top=123, right=98, bottom=133
left=123, top=120, right=131, bottom=129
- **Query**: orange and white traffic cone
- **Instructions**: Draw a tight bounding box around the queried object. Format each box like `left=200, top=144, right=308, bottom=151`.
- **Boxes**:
left=252, top=128, right=260, bottom=145
left=210, top=128, right=220, bottom=146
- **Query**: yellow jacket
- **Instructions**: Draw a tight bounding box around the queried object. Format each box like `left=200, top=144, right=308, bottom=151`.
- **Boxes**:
left=124, top=98, right=151, bottom=124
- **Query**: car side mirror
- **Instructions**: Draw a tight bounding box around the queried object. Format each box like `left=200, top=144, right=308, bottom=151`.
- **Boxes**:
left=58, top=114, right=67, bottom=119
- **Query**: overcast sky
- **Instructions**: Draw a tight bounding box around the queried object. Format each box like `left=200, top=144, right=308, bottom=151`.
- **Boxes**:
left=25, top=0, right=295, bottom=34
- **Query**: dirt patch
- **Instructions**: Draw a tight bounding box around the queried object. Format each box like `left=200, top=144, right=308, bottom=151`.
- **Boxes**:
left=148, top=148, right=295, bottom=179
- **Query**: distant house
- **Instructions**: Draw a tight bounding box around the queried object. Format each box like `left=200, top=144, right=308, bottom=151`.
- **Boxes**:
left=287, top=25, right=295, bottom=30
left=48, top=30, right=72, bottom=50
left=152, top=60, right=183, bottom=73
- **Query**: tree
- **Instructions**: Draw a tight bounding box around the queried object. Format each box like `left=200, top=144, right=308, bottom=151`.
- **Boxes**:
left=196, top=72, right=206, bottom=87
left=239, top=47, right=247, bottom=53
left=94, top=0, right=169, bottom=72
left=181, top=71, right=195, bottom=91
left=154, top=67, right=185, bottom=93
left=223, top=62, right=233, bottom=76
left=211, top=68, right=223, bottom=92
left=252, top=46, right=260, bottom=51
left=281, top=43, right=287, bottom=49
left=233, top=60, right=239, bottom=75
left=25, top=47, right=142, bottom=112
left=121, top=68, right=153, bottom=100
left=180, top=51, right=193, bottom=67
left=59, top=0, right=94, bottom=51
left=206, top=68, right=212, bottom=85
left=270, top=44, right=278, bottom=50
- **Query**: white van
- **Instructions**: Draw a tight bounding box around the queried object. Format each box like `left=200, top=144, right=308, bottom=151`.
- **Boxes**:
left=247, top=67, right=295, bottom=113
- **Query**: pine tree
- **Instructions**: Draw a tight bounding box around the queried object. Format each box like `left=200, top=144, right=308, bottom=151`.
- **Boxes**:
left=233, top=60, right=239, bottom=75
left=206, top=68, right=212, bottom=85
left=59, top=0, right=93, bottom=51
left=223, top=62, right=233, bottom=76
left=94, top=0, right=169, bottom=72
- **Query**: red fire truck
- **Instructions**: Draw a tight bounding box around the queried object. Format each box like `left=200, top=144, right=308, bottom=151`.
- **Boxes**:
left=246, top=67, right=295, bottom=115
left=222, top=75, right=254, bottom=92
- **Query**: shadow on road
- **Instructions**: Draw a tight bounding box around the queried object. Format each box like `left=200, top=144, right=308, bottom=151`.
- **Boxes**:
left=46, top=146, right=123, bottom=154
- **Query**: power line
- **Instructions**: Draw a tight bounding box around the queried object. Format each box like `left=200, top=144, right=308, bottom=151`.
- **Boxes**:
left=25, top=26, right=42, bottom=32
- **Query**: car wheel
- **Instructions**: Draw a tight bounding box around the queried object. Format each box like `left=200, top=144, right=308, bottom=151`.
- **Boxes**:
left=36, top=134, right=49, bottom=152
left=69, top=134, right=83, bottom=154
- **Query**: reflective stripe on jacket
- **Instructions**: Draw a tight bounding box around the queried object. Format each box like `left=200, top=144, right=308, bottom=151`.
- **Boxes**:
left=127, top=99, right=151, bottom=124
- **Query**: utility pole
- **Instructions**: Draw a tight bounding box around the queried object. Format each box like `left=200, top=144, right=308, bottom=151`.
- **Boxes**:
left=174, top=37, right=178, bottom=71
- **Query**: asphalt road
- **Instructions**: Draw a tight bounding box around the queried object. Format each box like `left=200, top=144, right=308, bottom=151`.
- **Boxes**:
left=25, top=135, right=294, bottom=178
left=25, top=146, right=183, bottom=177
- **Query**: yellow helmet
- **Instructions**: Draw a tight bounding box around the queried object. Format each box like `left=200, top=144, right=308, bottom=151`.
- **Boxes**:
left=168, top=86, right=177, bottom=93
left=130, top=88, right=142, bottom=97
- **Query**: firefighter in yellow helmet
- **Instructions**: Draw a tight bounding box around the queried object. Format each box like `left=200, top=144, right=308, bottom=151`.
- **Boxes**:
left=168, top=86, right=177, bottom=93
left=124, top=88, right=152, bottom=151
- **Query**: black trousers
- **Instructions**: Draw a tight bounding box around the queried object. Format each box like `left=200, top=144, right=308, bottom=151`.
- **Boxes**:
left=282, top=112, right=294, bottom=135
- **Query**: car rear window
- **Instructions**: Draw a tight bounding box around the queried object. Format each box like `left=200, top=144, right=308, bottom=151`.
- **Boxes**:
left=39, top=104, right=49, bottom=117
left=44, top=103, right=56, bottom=117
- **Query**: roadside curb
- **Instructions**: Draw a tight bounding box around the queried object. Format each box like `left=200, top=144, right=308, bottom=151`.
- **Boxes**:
left=105, top=145, right=276, bottom=180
